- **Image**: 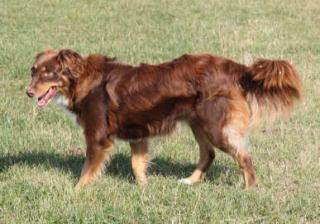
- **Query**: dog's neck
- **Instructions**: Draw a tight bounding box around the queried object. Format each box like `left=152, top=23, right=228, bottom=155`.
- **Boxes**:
left=60, top=55, right=121, bottom=110
left=74, top=73, right=103, bottom=104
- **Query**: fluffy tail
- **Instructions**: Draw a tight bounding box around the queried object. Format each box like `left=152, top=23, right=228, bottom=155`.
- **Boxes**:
left=240, top=59, right=303, bottom=127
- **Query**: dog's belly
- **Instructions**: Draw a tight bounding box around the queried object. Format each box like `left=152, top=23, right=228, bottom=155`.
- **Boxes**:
left=117, top=119, right=178, bottom=140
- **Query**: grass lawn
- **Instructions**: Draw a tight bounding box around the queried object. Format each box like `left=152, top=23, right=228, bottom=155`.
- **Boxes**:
left=0, top=0, right=319, bottom=223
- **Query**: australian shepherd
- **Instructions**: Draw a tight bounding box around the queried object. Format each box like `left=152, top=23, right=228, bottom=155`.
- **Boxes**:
left=26, top=49, right=302, bottom=189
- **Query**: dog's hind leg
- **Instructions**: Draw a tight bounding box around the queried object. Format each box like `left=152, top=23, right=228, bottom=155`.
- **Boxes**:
left=75, top=138, right=113, bottom=189
left=183, top=93, right=257, bottom=188
left=219, top=97, right=257, bottom=189
left=208, top=96, right=257, bottom=188
left=220, top=125, right=257, bottom=188
left=179, top=123, right=215, bottom=185
left=130, top=139, right=150, bottom=186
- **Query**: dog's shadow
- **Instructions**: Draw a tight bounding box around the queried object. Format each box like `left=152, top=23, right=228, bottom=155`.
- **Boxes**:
left=0, top=150, right=236, bottom=184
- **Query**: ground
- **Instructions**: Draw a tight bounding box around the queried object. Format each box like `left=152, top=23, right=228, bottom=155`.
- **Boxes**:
left=0, top=0, right=319, bottom=223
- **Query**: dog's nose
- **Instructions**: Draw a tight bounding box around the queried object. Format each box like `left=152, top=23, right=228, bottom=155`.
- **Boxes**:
left=26, top=89, right=35, bottom=97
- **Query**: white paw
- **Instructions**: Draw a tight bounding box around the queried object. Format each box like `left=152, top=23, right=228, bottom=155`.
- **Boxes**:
left=178, top=178, right=193, bottom=185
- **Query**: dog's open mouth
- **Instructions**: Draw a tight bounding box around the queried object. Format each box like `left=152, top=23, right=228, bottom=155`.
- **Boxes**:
left=37, top=87, right=57, bottom=107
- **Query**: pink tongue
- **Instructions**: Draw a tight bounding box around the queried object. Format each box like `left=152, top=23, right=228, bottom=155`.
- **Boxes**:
left=37, top=88, right=57, bottom=107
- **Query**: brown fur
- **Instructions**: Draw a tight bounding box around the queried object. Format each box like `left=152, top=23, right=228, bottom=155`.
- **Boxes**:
left=26, top=49, right=302, bottom=188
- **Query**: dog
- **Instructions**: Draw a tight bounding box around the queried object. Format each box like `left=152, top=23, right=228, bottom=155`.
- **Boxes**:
left=26, top=49, right=302, bottom=189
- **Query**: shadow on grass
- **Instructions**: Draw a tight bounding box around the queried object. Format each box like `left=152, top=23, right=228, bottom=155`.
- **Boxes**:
left=0, top=150, right=236, bottom=184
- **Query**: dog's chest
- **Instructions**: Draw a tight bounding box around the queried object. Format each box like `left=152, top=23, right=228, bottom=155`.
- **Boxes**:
left=55, top=95, right=70, bottom=108
left=54, top=95, right=76, bottom=120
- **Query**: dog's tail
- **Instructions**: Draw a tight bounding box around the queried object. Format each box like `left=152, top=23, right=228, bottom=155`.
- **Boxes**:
left=240, top=59, right=303, bottom=127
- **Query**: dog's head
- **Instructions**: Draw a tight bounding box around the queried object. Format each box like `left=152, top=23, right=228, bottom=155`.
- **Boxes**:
left=26, top=49, right=84, bottom=107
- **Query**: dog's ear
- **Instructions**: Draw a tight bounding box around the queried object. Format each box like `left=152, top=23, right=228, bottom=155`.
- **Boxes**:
left=57, top=49, right=84, bottom=78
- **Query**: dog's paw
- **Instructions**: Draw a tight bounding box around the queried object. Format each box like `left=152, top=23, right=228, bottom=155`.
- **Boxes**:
left=178, top=178, right=193, bottom=185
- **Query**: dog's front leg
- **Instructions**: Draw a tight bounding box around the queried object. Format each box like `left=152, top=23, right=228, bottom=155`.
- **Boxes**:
left=76, top=138, right=113, bottom=189
left=130, top=139, right=150, bottom=186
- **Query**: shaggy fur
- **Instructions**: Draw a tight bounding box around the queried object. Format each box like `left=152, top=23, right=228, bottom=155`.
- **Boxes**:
left=26, top=49, right=302, bottom=188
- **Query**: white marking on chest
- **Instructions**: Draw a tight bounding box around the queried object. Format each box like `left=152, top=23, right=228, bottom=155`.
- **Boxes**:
left=55, top=95, right=70, bottom=108
left=54, top=95, right=76, bottom=121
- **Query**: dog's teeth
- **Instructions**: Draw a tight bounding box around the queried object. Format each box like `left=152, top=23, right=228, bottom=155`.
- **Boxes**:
left=178, top=178, right=192, bottom=185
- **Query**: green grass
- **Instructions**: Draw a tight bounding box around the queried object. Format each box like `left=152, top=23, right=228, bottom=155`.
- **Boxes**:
left=1, top=0, right=320, bottom=223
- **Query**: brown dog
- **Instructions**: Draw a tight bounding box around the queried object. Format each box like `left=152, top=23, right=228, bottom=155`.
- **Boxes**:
left=26, top=49, right=302, bottom=188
